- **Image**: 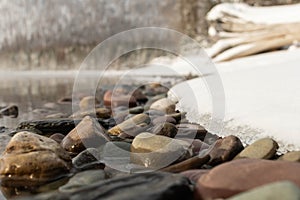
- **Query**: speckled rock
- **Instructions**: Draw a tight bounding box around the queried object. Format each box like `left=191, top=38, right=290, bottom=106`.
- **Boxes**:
left=278, top=151, right=300, bottom=162
left=150, top=98, right=176, bottom=114
left=227, top=181, right=300, bottom=200
left=234, top=138, right=278, bottom=160
left=59, top=170, right=106, bottom=193
left=208, top=135, right=244, bottom=166
left=131, top=132, right=193, bottom=169
left=0, top=131, right=71, bottom=187
left=196, top=159, right=300, bottom=200
left=61, top=116, right=111, bottom=153
left=151, top=122, right=178, bottom=138
left=108, top=114, right=150, bottom=137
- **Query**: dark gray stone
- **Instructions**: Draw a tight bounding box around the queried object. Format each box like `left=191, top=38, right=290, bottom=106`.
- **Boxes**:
left=17, top=172, right=193, bottom=200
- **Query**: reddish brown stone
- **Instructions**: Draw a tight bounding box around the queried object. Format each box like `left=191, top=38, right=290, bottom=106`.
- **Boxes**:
left=103, top=90, right=137, bottom=108
left=195, top=159, right=300, bottom=200
left=180, top=169, right=210, bottom=183
left=208, top=135, right=244, bottom=166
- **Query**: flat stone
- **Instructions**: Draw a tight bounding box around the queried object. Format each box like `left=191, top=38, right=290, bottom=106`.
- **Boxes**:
left=234, top=138, right=278, bottom=160
left=207, top=135, right=244, bottom=166
left=61, top=116, right=111, bottom=153
left=151, top=122, right=178, bottom=138
left=72, top=148, right=104, bottom=170
left=79, top=96, right=99, bottom=111
left=150, top=98, right=176, bottom=114
left=18, top=172, right=193, bottom=200
left=227, top=181, right=300, bottom=200
left=152, top=116, right=177, bottom=125
left=196, top=159, right=300, bottom=199
left=131, top=132, right=193, bottom=169
left=162, top=155, right=210, bottom=173
left=108, top=114, right=150, bottom=137
left=59, top=170, right=106, bottom=193
left=0, top=131, right=71, bottom=187
left=278, top=151, right=300, bottom=162
left=45, top=113, right=68, bottom=119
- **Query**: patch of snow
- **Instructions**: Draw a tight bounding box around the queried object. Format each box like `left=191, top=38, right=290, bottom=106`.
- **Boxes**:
left=168, top=49, right=300, bottom=152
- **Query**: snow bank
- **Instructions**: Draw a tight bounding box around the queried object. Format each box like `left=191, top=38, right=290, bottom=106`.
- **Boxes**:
left=168, top=49, right=300, bottom=151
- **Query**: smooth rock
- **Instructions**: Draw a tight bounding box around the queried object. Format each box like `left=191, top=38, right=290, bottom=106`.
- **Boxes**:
left=108, top=114, right=150, bottom=137
left=131, top=89, right=148, bottom=104
left=103, top=90, right=137, bottom=108
left=58, top=96, right=72, bottom=104
left=45, top=112, right=68, bottom=119
left=61, top=116, right=111, bottom=153
left=196, top=159, right=300, bottom=199
left=18, top=172, right=193, bottom=200
left=235, top=138, right=278, bottom=160
left=166, top=112, right=183, bottom=123
left=0, top=131, right=71, bottom=187
left=152, top=116, right=177, bottom=125
left=162, top=155, right=210, bottom=173
left=150, top=98, right=176, bottom=114
left=49, top=133, right=65, bottom=144
left=0, top=105, right=18, bottom=118
left=72, top=148, right=104, bottom=170
left=180, top=169, right=210, bottom=183
left=207, top=135, right=244, bottom=166
left=227, top=181, right=300, bottom=200
left=101, top=142, right=131, bottom=170
left=176, top=124, right=219, bottom=145
left=79, top=96, right=99, bottom=111
left=131, top=132, right=193, bottom=169
left=129, top=106, right=144, bottom=114
left=143, top=94, right=166, bottom=110
left=278, top=151, right=300, bottom=162
left=151, top=122, right=178, bottom=138
left=59, top=170, right=106, bottom=193
left=70, top=108, right=111, bottom=119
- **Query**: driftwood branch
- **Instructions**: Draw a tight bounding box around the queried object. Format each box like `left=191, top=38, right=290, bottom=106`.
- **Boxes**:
left=207, top=3, right=300, bottom=62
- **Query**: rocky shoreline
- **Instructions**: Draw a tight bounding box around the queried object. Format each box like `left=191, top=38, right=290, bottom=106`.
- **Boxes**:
left=0, top=82, right=300, bottom=200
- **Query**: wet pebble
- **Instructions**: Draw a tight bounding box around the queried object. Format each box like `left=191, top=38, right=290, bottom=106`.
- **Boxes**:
left=72, top=148, right=104, bottom=170
left=49, top=133, right=65, bottom=144
left=150, top=98, right=176, bottom=114
left=108, top=114, right=150, bottom=137
left=151, top=122, right=178, bottom=138
left=79, top=96, right=99, bottom=111
left=0, top=131, right=71, bottom=187
left=0, top=105, right=18, bottom=118
left=131, top=132, right=193, bottom=168
left=207, top=135, right=244, bottom=166
left=61, top=116, right=111, bottom=154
